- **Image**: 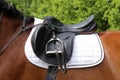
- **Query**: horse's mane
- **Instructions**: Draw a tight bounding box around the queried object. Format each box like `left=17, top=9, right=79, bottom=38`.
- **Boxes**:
left=0, top=0, right=24, bottom=19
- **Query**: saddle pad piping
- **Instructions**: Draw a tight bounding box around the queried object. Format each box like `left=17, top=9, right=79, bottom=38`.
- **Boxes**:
left=24, top=18, right=104, bottom=69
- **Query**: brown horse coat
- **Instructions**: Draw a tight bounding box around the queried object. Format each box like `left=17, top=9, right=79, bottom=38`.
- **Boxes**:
left=0, top=1, right=120, bottom=80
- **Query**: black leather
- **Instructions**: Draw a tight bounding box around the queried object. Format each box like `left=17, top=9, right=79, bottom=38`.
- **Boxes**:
left=31, top=15, right=98, bottom=65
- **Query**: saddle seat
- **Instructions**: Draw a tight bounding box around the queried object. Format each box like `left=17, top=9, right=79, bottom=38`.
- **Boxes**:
left=69, top=15, right=95, bottom=29
left=43, top=15, right=97, bottom=33
left=31, top=15, right=98, bottom=72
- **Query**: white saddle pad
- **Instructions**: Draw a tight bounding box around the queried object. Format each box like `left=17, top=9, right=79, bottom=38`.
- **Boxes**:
left=24, top=18, right=104, bottom=69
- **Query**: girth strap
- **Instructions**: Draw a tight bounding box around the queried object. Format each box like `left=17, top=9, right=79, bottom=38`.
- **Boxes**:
left=46, top=66, right=58, bottom=80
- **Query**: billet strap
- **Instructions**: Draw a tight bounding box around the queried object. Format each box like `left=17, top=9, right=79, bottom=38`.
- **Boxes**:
left=46, top=66, right=58, bottom=80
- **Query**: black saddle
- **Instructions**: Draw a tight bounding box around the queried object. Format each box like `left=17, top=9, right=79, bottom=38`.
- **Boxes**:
left=31, top=15, right=97, bottom=72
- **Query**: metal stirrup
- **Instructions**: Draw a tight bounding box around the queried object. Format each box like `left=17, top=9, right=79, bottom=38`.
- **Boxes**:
left=46, top=32, right=63, bottom=55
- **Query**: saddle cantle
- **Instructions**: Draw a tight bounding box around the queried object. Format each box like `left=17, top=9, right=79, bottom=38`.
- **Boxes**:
left=31, top=15, right=98, bottom=72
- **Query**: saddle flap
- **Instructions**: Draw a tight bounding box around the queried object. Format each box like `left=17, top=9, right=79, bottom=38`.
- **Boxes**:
left=31, top=24, right=75, bottom=65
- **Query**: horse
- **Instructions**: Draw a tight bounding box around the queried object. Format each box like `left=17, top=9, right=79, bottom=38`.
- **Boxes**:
left=0, top=1, right=120, bottom=80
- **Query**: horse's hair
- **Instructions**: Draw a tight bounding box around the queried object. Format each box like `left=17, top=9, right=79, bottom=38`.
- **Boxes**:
left=0, top=0, right=24, bottom=19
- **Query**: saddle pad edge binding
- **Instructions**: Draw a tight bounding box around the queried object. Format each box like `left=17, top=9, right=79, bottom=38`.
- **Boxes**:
left=67, top=33, right=104, bottom=68
left=24, top=25, right=104, bottom=69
